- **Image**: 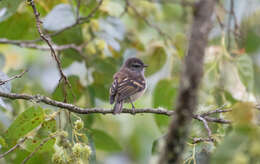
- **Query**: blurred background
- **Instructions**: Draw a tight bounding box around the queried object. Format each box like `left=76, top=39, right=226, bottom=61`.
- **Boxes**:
left=1, top=0, right=260, bottom=163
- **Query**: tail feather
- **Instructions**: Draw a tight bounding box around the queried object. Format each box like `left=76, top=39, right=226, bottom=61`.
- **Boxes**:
left=113, top=101, right=123, bottom=114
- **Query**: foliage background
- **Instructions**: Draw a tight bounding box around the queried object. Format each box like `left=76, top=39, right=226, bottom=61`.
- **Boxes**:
left=0, top=0, right=260, bottom=163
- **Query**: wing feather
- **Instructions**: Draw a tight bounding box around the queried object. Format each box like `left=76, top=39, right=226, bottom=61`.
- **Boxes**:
left=109, top=69, right=146, bottom=103
left=117, top=79, right=145, bottom=102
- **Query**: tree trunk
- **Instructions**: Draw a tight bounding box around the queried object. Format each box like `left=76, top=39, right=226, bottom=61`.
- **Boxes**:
left=158, top=0, right=217, bottom=163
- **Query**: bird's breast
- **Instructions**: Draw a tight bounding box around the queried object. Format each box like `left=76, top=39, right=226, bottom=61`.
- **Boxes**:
left=125, top=87, right=146, bottom=103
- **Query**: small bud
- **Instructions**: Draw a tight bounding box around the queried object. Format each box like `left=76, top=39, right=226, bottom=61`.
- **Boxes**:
left=100, top=0, right=110, bottom=13
left=75, top=159, right=84, bottom=164
left=52, top=152, right=64, bottom=164
left=85, top=33, right=92, bottom=41
left=86, top=43, right=96, bottom=55
left=74, top=119, right=84, bottom=130
left=96, top=39, right=106, bottom=51
left=90, top=20, right=99, bottom=32
left=60, top=131, right=68, bottom=137
left=82, top=145, right=92, bottom=158
left=56, top=136, right=71, bottom=149
left=72, top=143, right=83, bottom=158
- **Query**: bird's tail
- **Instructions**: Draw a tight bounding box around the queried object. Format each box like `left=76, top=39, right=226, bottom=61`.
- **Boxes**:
left=113, top=101, right=123, bottom=114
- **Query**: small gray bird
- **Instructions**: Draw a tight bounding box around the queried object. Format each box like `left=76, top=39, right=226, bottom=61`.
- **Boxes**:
left=109, top=57, right=147, bottom=114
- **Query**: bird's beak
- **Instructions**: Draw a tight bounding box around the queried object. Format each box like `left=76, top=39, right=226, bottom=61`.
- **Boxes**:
left=143, top=64, right=148, bottom=68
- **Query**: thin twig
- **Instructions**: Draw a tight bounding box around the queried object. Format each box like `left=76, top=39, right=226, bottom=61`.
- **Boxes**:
left=28, top=0, right=75, bottom=104
left=0, top=0, right=103, bottom=46
left=0, top=137, right=27, bottom=159
left=191, top=137, right=213, bottom=144
left=77, top=0, right=103, bottom=22
left=196, top=116, right=212, bottom=140
left=216, top=1, right=241, bottom=43
left=126, top=0, right=172, bottom=41
left=21, top=134, right=58, bottom=164
left=0, top=70, right=27, bottom=86
left=48, top=0, right=103, bottom=38
left=216, top=14, right=225, bottom=30
left=227, top=0, right=233, bottom=50
left=148, top=0, right=194, bottom=7
left=201, top=108, right=232, bottom=116
left=120, top=0, right=129, bottom=17
left=76, top=0, right=81, bottom=21
left=229, top=0, right=239, bottom=32
left=28, top=0, right=70, bottom=86
left=0, top=38, right=84, bottom=53
left=200, top=104, right=231, bottom=116
left=203, top=116, right=231, bottom=124
left=255, top=104, right=260, bottom=110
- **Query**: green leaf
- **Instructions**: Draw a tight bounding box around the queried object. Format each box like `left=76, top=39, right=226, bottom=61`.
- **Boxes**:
left=236, top=54, right=254, bottom=92
left=245, top=30, right=260, bottom=53
left=162, top=3, right=183, bottom=21
left=0, top=0, right=24, bottom=22
left=4, top=106, right=44, bottom=147
left=91, top=129, right=121, bottom=152
left=154, top=115, right=170, bottom=132
left=173, top=33, right=187, bottom=57
left=153, top=79, right=177, bottom=109
left=153, top=79, right=177, bottom=131
left=87, top=57, right=119, bottom=101
left=211, top=132, right=248, bottom=164
left=88, top=83, right=109, bottom=101
left=91, top=57, right=118, bottom=81
left=79, top=0, right=101, bottom=19
left=143, top=44, right=167, bottom=76
left=125, top=32, right=145, bottom=51
left=5, top=148, right=51, bottom=164
left=52, top=75, right=84, bottom=103
left=25, top=137, right=55, bottom=153
left=0, top=12, right=38, bottom=40
left=24, top=119, right=56, bottom=153
left=82, top=114, right=96, bottom=129
left=0, top=135, right=6, bottom=148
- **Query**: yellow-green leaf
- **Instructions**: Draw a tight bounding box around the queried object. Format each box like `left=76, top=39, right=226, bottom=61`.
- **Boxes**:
left=4, top=106, right=44, bottom=147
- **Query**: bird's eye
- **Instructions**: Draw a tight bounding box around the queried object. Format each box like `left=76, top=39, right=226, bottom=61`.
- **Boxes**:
left=132, top=64, right=141, bottom=68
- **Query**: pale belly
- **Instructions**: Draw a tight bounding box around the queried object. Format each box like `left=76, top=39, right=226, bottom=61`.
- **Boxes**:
left=124, top=88, right=146, bottom=103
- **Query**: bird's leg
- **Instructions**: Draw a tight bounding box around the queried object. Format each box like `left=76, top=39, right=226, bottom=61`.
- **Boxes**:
left=128, top=97, right=136, bottom=115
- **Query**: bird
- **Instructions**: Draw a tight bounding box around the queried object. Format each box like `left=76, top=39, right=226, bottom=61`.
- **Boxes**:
left=109, top=57, right=148, bottom=114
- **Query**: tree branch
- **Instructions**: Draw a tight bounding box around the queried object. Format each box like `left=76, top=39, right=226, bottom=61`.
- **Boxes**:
left=126, top=0, right=172, bottom=41
left=196, top=116, right=213, bottom=140
left=23, top=0, right=103, bottom=43
left=0, top=38, right=85, bottom=54
left=0, top=70, right=27, bottom=86
left=191, top=137, right=213, bottom=144
left=158, top=0, right=217, bottom=163
left=0, top=90, right=230, bottom=124
left=28, top=0, right=70, bottom=85
left=0, top=137, right=27, bottom=159
left=21, top=133, right=58, bottom=164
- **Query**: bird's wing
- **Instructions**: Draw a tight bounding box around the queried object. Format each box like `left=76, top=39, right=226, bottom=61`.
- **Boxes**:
left=109, top=78, right=118, bottom=104
left=116, top=78, right=145, bottom=102
left=109, top=71, right=125, bottom=104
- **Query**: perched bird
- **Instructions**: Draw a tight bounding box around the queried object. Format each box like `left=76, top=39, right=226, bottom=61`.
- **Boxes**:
left=109, top=57, right=147, bottom=114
